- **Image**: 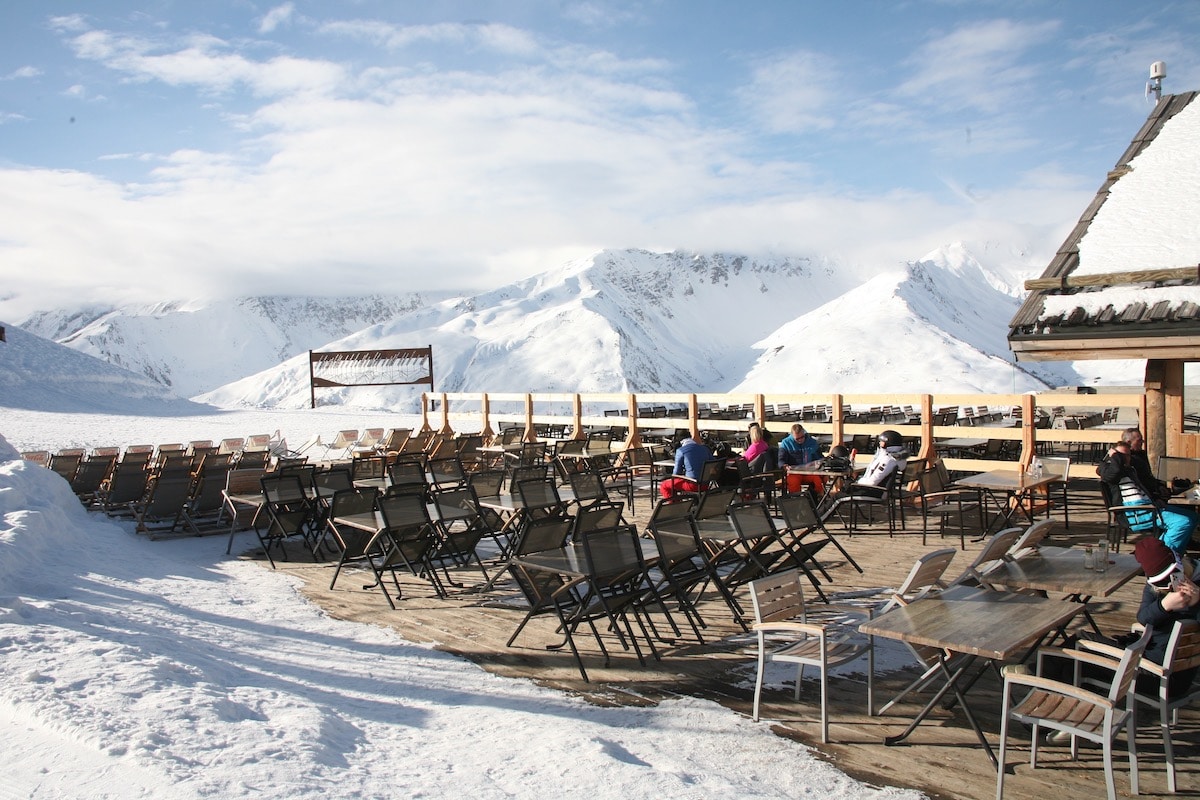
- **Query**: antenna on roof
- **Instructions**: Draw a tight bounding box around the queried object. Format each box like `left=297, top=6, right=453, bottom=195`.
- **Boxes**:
left=1146, top=60, right=1166, bottom=102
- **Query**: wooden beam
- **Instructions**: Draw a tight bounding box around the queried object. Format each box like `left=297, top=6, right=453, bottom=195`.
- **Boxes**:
left=1024, top=265, right=1200, bottom=290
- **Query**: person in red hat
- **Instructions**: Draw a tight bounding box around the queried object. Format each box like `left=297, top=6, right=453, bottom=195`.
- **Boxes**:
left=1134, top=536, right=1200, bottom=697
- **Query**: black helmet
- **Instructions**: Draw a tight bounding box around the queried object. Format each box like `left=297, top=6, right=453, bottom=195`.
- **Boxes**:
left=877, top=430, right=903, bottom=449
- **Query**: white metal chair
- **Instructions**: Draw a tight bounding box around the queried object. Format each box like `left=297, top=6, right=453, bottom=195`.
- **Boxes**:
left=996, top=627, right=1152, bottom=800
left=747, top=569, right=873, bottom=743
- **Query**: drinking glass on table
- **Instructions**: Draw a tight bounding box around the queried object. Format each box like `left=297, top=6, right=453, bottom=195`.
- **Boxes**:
left=1096, top=540, right=1109, bottom=573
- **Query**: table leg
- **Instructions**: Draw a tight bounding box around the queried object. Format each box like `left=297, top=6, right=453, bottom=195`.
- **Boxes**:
left=883, top=653, right=997, bottom=767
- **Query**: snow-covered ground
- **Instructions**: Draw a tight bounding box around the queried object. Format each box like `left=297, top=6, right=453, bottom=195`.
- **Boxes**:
left=0, top=409, right=924, bottom=799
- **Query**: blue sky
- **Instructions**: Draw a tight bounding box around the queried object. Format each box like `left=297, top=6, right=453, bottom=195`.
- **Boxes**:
left=1, top=1, right=1197, bottom=316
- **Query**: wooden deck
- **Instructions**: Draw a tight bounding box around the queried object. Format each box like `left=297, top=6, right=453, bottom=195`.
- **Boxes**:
left=246, top=476, right=1197, bottom=800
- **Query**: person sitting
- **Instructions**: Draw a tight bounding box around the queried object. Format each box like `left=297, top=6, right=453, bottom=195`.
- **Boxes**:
left=817, top=431, right=907, bottom=515
left=1134, top=536, right=1200, bottom=698
left=1098, top=439, right=1198, bottom=555
left=779, top=423, right=825, bottom=495
left=659, top=434, right=712, bottom=500
left=854, top=430, right=908, bottom=497
left=742, top=425, right=770, bottom=473
left=1036, top=535, right=1198, bottom=742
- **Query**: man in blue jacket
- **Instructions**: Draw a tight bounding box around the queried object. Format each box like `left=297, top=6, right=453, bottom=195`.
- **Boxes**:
left=778, top=423, right=822, bottom=467
left=659, top=434, right=712, bottom=500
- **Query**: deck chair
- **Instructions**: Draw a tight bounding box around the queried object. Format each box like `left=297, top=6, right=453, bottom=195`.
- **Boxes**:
left=47, top=452, right=81, bottom=483
left=97, top=460, right=150, bottom=517
left=322, top=430, right=359, bottom=461
left=1131, top=619, right=1200, bottom=793
left=20, top=450, right=50, bottom=467
left=70, top=455, right=115, bottom=503
left=1008, top=518, right=1054, bottom=561
left=748, top=569, right=874, bottom=743
left=875, top=548, right=959, bottom=714
left=379, top=428, right=412, bottom=454
left=997, top=627, right=1152, bottom=800
left=180, top=462, right=234, bottom=533
left=134, top=473, right=194, bottom=537
left=216, top=438, right=245, bottom=455
left=244, top=433, right=273, bottom=452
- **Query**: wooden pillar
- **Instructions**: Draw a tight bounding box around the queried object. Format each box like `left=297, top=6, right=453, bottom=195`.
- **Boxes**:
left=523, top=393, right=536, bottom=442
left=830, top=393, right=844, bottom=457
left=1145, top=360, right=1167, bottom=470
left=1162, top=359, right=1185, bottom=460
left=419, top=392, right=432, bottom=433
left=572, top=394, right=586, bottom=441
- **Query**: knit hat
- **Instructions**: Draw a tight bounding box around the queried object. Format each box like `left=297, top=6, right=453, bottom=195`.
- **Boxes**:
left=1134, top=537, right=1178, bottom=587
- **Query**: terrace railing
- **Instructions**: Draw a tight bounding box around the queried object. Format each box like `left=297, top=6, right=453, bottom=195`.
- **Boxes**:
left=418, top=391, right=1147, bottom=473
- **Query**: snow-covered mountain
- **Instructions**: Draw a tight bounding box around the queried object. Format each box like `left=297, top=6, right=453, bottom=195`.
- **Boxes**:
left=0, top=322, right=211, bottom=414
left=18, top=294, right=443, bottom=398
left=9, top=245, right=1130, bottom=414
left=194, top=246, right=1080, bottom=410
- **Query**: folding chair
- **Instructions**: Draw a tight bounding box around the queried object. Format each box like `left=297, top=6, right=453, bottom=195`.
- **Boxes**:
left=375, top=492, right=446, bottom=598
left=325, top=487, right=394, bottom=606
left=776, top=491, right=862, bottom=579
left=429, top=485, right=495, bottom=588
left=257, top=474, right=320, bottom=568
left=134, top=473, right=194, bottom=537
left=644, top=497, right=709, bottom=643
left=97, top=460, right=150, bottom=517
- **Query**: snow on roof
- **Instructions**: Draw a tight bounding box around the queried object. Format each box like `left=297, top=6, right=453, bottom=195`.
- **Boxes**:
left=1076, top=97, right=1200, bottom=276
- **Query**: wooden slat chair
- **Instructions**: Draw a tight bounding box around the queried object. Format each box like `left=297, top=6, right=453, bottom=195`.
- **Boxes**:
left=747, top=569, right=874, bottom=743
left=379, top=428, right=412, bottom=455
left=997, top=627, right=1152, bottom=800
left=180, top=461, right=234, bottom=533
left=874, top=548, right=960, bottom=714
left=1131, top=619, right=1200, bottom=793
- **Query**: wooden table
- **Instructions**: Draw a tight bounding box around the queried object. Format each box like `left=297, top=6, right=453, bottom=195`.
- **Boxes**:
left=985, top=546, right=1142, bottom=635
left=952, top=468, right=1062, bottom=534
left=859, top=585, right=1083, bottom=766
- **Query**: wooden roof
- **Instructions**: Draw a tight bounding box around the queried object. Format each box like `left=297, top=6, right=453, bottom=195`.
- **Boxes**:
left=1009, top=91, right=1200, bottom=362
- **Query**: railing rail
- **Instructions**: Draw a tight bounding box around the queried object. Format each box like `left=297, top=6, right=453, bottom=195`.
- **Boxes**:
left=419, top=390, right=1146, bottom=471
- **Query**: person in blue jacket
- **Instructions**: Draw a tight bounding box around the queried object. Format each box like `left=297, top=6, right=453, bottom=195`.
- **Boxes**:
left=778, top=423, right=822, bottom=466
left=659, top=434, right=712, bottom=500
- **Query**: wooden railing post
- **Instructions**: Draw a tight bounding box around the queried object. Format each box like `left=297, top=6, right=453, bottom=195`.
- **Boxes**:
left=434, top=392, right=451, bottom=435
left=524, top=393, right=536, bottom=442
left=572, top=394, right=585, bottom=441
left=420, top=392, right=433, bottom=433
left=918, top=394, right=935, bottom=462
left=480, top=393, right=494, bottom=440
left=831, top=393, right=844, bottom=455
left=1021, top=393, right=1036, bottom=467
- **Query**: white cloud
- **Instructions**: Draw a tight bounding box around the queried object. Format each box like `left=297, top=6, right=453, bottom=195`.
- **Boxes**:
left=3, top=66, right=41, bottom=80
left=737, top=51, right=837, bottom=134
left=898, top=18, right=1060, bottom=115
left=258, top=2, right=295, bottom=34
